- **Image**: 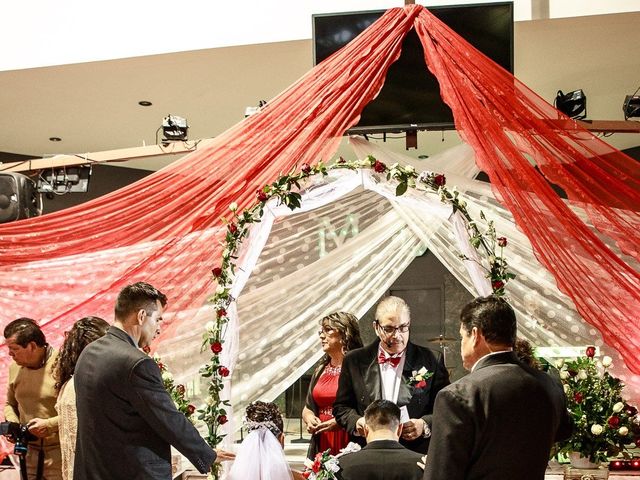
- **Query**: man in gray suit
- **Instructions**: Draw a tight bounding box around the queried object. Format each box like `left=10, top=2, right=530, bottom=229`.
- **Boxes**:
left=422, top=296, right=571, bottom=480
left=73, top=282, right=233, bottom=479
left=337, top=399, right=423, bottom=480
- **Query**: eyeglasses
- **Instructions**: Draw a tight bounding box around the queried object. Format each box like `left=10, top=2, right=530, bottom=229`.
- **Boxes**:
left=376, top=322, right=410, bottom=335
left=317, top=326, right=336, bottom=337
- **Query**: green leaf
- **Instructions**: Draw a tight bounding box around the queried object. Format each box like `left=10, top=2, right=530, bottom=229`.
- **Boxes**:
left=395, top=182, right=408, bottom=196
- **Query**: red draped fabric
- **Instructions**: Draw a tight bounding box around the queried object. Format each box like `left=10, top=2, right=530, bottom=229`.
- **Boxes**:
left=0, top=4, right=638, bottom=416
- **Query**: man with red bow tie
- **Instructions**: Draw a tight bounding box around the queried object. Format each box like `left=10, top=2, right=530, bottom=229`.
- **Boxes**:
left=333, top=296, right=450, bottom=453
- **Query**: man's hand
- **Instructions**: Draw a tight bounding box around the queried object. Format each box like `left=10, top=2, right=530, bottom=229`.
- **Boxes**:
left=355, top=417, right=366, bottom=437
left=214, top=448, right=236, bottom=463
left=401, top=418, right=425, bottom=441
left=26, top=418, right=50, bottom=438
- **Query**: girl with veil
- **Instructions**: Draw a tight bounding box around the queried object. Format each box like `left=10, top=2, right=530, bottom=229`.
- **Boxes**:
left=228, top=401, right=304, bottom=480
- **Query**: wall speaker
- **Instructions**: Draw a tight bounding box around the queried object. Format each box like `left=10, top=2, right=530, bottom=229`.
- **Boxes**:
left=0, top=172, right=40, bottom=224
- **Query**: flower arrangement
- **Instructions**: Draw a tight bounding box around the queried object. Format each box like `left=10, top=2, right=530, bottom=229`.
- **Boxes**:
left=200, top=155, right=516, bottom=477
left=407, top=366, right=433, bottom=389
left=143, top=346, right=196, bottom=421
left=302, top=443, right=361, bottom=479
left=554, top=346, right=640, bottom=464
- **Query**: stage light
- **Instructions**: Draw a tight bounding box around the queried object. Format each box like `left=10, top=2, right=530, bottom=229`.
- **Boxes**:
left=162, top=115, right=188, bottom=142
left=37, top=165, right=91, bottom=195
left=623, top=94, right=640, bottom=120
left=555, top=90, right=587, bottom=120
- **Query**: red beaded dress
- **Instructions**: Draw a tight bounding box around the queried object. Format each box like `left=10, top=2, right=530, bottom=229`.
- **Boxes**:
left=311, top=364, right=350, bottom=455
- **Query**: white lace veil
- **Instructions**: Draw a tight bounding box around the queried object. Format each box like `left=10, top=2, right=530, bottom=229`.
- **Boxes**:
left=227, top=427, right=293, bottom=480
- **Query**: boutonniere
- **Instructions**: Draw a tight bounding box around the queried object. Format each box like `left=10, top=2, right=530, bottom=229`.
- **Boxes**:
left=406, top=366, right=433, bottom=389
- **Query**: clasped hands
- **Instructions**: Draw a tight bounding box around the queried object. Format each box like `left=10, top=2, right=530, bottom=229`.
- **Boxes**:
left=305, top=415, right=339, bottom=435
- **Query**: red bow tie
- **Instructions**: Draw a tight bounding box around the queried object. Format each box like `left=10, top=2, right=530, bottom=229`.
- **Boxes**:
left=378, top=352, right=401, bottom=368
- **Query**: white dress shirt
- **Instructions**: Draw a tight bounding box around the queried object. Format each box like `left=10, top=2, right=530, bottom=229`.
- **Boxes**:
left=378, top=347, right=406, bottom=403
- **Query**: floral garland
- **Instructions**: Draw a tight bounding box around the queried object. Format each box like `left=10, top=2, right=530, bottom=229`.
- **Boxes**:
left=143, top=346, right=196, bottom=421
left=303, top=443, right=361, bottom=479
left=199, top=155, right=516, bottom=469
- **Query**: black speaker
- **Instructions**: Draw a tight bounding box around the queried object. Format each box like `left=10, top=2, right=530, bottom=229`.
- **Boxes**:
left=0, top=172, right=40, bottom=223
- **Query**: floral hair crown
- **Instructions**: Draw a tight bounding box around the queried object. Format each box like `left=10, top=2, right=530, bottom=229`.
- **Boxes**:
left=243, top=418, right=281, bottom=437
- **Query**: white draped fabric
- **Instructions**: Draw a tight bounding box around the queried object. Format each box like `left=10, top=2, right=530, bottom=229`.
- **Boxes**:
left=154, top=138, right=640, bottom=445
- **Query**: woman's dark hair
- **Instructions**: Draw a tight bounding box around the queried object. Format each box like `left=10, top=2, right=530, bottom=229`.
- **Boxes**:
left=318, top=312, right=363, bottom=369
left=53, top=316, right=109, bottom=391
left=245, top=401, right=284, bottom=438
left=514, top=337, right=541, bottom=370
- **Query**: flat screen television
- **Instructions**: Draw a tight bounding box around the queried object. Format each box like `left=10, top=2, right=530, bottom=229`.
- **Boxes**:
left=313, top=2, right=513, bottom=134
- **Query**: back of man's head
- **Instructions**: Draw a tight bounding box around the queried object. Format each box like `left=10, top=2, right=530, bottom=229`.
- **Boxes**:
left=114, top=282, right=167, bottom=322
left=364, top=399, right=401, bottom=440
left=460, top=295, right=516, bottom=347
left=3, top=317, right=46, bottom=347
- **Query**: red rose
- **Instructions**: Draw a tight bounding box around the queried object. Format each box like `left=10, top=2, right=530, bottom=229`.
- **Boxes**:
left=373, top=160, right=386, bottom=173
left=625, top=405, right=638, bottom=416
left=228, top=223, right=238, bottom=234
left=497, top=237, right=508, bottom=247
left=157, top=362, right=165, bottom=371
left=586, top=346, right=596, bottom=358
left=218, top=415, right=228, bottom=425
left=301, top=163, right=311, bottom=174
left=217, top=308, right=227, bottom=318
left=176, top=384, right=186, bottom=395
left=434, top=174, right=446, bottom=187
left=415, top=380, right=427, bottom=389
left=608, top=416, right=621, bottom=427
left=142, top=345, right=151, bottom=354
left=574, top=392, right=584, bottom=403
left=312, top=457, right=322, bottom=473
left=492, top=280, right=505, bottom=290
left=302, top=472, right=311, bottom=479
left=186, top=404, right=196, bottom=415
left=567, top=369, right=578, bottom=377
left=218, top=366, right=230, bottom=377
left=211, top=342, right=223, bottom=354
left=337, top=157, right=346, bottom=164
left=212, top=267, right=223, bottom=278
left=257, top=189, right=269, bottom=202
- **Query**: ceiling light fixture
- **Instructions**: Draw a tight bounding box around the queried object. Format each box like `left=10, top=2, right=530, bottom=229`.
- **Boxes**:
left=138, top=100, right=153, bottom=107
left=49, top=137, right=62, bottom=142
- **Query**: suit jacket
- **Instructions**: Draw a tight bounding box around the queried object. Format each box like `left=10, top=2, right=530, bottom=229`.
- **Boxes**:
left=304, top=361, right=326, bottom=459
left=336, top=439, right=423, bottom=480
left=333, top=340, right=449, bottom=453
left=73, top=327, right=216, bottom=480
left=423, top=351, right=572, bottom=480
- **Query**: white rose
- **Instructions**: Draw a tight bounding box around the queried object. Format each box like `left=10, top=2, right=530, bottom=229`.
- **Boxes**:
left=229, top=202, right=238, bottom=212
left=216, top=284, right=226, bottom=295
left=619, top=426, right=629, bottom=436
left=560, top=370, right=570, bottom=380
left=555, top=359, right=565, bottom=369
left=591, top=424, right=604, bottom=435
left=602, top=356, right=613, bottom=368
left=577, top=369, right=588, bottom=380
left=205, top=321, right=215, bottom=333
left=161, top=371, right=173, bottom=382
left=613, top=402, right=625, bottom=413
left=563, top=384, right=570, bottom=394
left=222, top=248, right=230, bottom=259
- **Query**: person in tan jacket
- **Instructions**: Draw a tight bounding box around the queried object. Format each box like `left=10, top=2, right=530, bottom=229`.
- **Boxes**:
left=4, top=317, right=61, bottom=480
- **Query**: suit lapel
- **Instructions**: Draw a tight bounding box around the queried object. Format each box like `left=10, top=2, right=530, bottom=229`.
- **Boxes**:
left=398, top=342, right=418, bottom=406
left=362, top=342, right=383, bottom=403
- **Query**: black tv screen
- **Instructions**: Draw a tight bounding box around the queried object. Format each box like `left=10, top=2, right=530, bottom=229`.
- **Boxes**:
left=313, top=3, right=513, bottom=133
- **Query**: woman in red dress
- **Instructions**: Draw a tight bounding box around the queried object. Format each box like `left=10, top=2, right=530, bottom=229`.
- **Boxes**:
left=302, top=312, right=363, bottom=459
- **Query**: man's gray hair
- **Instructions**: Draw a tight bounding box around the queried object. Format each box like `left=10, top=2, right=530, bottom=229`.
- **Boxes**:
left=375, top=296, right=410, bottom=323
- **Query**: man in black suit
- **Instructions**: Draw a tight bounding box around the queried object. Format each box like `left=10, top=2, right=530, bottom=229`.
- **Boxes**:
left=73, top=282, right=233, bottom=480
left=337, top=399, right=423, bottom=480
left=333, top=296, right=449, bottom=453
left=422, top=296, right=572, bottom=480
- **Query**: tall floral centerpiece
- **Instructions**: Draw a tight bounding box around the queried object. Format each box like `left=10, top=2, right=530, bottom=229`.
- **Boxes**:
left=555, top=346, right=640, bottom=466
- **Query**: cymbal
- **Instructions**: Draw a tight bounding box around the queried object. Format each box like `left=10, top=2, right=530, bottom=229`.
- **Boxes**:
left=427, top=336, right=458, bottom=343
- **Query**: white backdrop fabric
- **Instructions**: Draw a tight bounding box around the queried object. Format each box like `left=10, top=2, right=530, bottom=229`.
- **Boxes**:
left=155, top=138, right=640, bottom=445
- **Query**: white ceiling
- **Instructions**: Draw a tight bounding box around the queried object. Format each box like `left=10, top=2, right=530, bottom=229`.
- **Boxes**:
left=0, top=9, right=638, bottom=171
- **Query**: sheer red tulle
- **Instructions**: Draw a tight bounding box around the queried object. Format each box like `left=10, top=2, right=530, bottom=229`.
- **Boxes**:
left=0, top=5, right=638, bottom=421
